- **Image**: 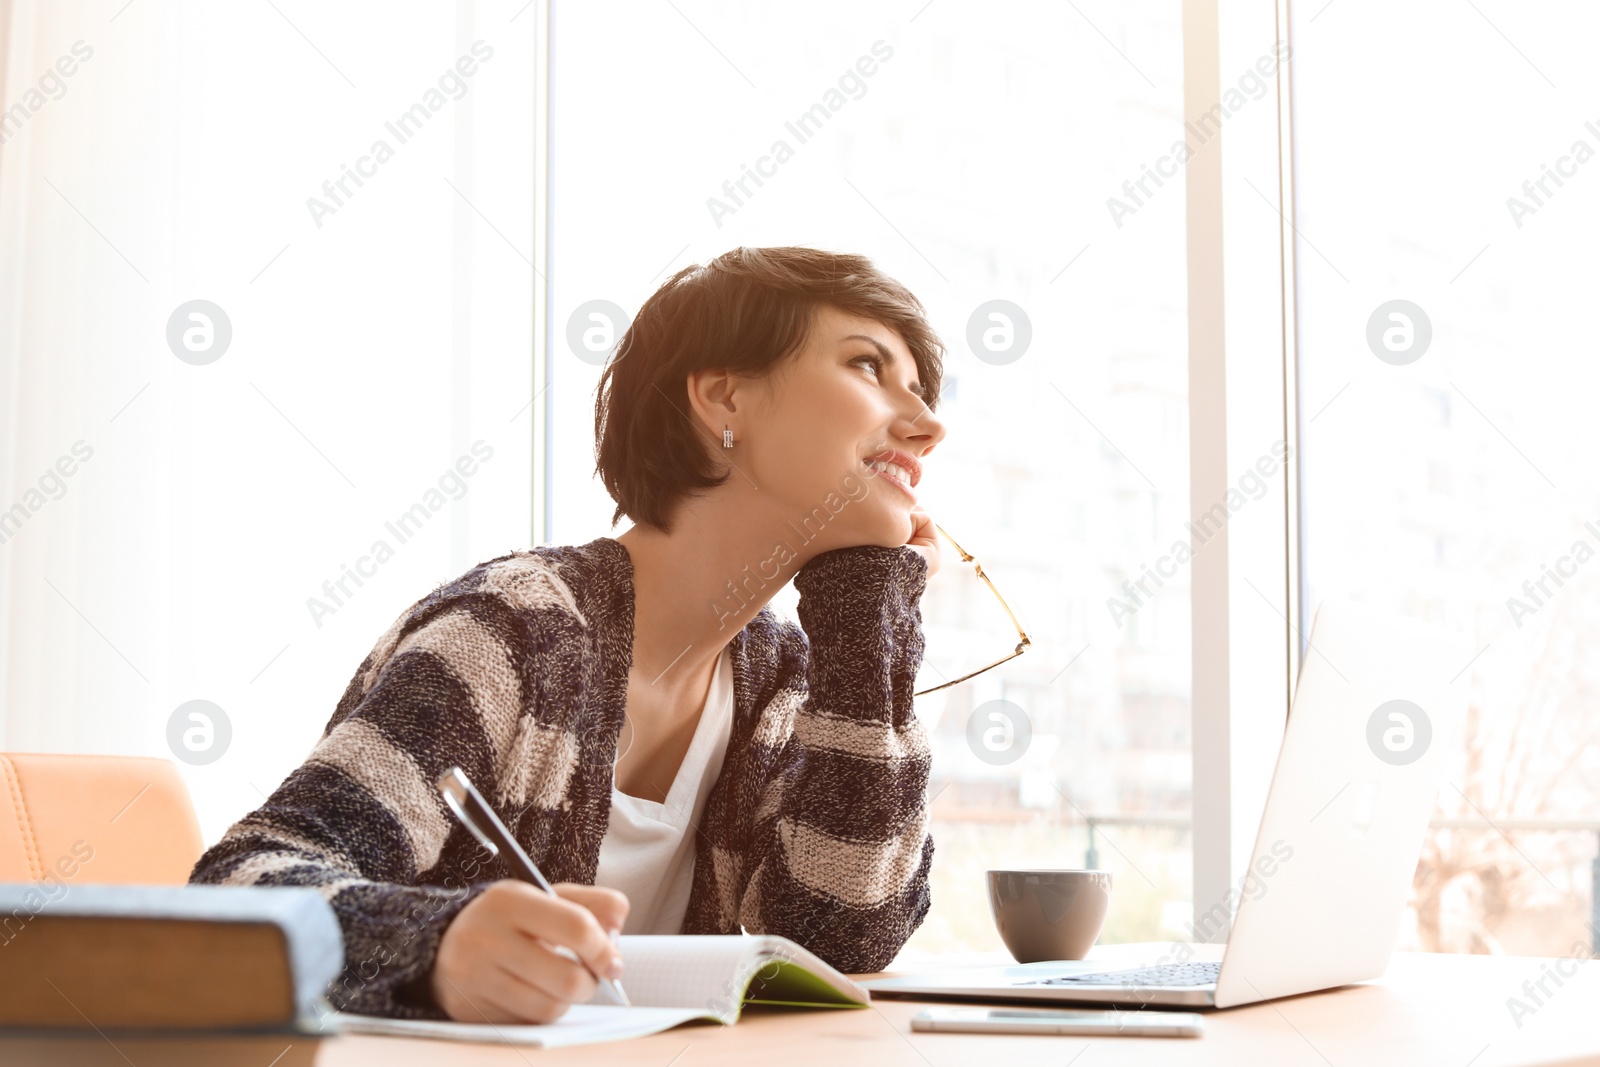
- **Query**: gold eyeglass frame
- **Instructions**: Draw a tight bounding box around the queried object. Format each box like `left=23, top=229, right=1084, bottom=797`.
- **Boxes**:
left=913, top=522, right=1031, bottom=697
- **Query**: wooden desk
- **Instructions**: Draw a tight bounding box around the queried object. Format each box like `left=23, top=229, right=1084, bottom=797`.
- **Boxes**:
left=6, top=944, right=1598, bottom=1066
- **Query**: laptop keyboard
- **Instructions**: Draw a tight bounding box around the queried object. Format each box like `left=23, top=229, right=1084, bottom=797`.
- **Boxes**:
left=1023, top=961, right=1221, bottom=988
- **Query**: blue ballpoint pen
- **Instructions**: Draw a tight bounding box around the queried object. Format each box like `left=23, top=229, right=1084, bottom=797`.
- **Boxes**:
left=436, top=765, right=631, bottom=1007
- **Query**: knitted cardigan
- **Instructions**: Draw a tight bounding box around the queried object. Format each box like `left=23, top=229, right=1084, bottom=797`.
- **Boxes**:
left=188, top=536, right=935, bottom=1019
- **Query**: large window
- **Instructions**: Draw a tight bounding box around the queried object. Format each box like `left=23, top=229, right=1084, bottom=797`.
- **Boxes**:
left=1290, top=0, right=1600, bottom=955
left=546, top=0, right=1194, bottom=955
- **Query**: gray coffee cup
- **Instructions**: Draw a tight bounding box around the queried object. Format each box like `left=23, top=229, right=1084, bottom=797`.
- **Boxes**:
left=987, top=869, right=1113, bottom=963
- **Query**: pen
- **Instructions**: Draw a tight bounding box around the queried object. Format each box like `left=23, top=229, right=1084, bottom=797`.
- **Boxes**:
left=435, top=765, right=631, bottom=1008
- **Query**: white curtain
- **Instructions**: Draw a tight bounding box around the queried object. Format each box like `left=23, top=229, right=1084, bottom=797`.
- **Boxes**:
left=0, top=0, right=535, bottom=842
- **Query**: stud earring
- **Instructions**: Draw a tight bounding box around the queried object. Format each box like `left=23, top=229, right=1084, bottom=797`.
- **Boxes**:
left=723, top=426, right=734, bottom=449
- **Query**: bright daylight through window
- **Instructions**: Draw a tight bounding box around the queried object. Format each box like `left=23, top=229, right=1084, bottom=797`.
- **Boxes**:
left=548, top=2, right=1195, bottom=956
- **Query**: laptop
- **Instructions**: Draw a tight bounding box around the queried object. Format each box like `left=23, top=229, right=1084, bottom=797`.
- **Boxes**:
left=865, top=596, right=1467, bottom=1010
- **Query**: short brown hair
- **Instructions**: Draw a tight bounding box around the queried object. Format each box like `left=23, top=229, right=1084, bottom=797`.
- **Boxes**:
left=593, top=246, right=945, bottom=533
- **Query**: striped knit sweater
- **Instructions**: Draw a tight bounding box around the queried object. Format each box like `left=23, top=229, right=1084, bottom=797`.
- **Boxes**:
left=188, top=536, right=934, bottom=1019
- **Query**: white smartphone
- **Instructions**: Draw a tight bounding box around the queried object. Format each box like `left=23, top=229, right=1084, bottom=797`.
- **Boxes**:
left=910, top=1006, right=1205, bottom=1038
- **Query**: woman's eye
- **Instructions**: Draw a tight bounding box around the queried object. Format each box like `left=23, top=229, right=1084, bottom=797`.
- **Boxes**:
left=851, top=354, right=882, bottom=376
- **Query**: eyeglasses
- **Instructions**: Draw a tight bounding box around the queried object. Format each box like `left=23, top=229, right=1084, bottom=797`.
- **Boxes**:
left=913, top=522, right=1031, bottom=697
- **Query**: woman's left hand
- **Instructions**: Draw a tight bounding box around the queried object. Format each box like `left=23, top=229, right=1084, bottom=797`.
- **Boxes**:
left=905, top=506, right=942, bottom=579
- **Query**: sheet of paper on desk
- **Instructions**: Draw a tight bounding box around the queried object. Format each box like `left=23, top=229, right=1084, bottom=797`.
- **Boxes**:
left=331, top=1005, right=718, bottom=1048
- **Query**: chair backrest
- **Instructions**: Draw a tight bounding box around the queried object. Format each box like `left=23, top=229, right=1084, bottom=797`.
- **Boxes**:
left=0, top=753, right=205, bottom=886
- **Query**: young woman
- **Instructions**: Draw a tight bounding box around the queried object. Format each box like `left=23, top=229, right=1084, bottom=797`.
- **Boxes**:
left=189, top=246, right=949, bottom=1024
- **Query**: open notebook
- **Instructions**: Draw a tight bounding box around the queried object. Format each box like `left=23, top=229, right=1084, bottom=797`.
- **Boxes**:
left=329, top=934, right=869, bottom=1048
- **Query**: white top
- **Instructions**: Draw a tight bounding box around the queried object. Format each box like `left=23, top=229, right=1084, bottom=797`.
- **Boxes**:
left=594, top=645, right=736, bottom=935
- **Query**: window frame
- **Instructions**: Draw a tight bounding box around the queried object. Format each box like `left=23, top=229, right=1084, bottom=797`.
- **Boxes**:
left=1181, top=0, right=1301, bottom=940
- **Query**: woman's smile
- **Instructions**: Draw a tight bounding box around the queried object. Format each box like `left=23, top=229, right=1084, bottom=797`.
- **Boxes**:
left=864, top=448, right=921, bottom=503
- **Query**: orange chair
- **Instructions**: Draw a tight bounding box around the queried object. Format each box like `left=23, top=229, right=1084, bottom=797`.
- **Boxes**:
left=0, top=753, right=204, bottom=885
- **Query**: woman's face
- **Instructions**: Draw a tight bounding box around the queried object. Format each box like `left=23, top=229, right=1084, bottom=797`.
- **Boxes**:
left=734, top=306, right=947, bottom=555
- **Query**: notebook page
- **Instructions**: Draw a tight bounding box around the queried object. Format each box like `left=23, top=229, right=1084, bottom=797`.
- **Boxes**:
left=332, top=1005, right=715, bottom=1048
left=601, top=935, right=762, bottom=1016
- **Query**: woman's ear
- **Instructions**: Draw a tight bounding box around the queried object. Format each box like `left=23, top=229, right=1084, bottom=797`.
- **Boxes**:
left=684, top=367, right=742, bottom=444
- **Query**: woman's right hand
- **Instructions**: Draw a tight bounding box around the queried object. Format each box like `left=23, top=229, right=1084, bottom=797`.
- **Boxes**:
left=431, top=880, right=629, bottom=1023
